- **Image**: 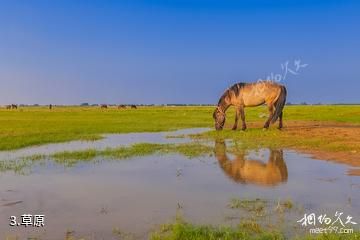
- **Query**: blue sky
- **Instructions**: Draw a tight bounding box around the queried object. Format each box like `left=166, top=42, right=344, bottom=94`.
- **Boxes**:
left=0, top=0, right=359, bottom=104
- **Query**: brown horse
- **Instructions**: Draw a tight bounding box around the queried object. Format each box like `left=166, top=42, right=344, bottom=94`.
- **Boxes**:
left=214, top=139, right=288, bottom=186
left=11, top=104, right=18, bottom=109
left=213, top=81, right=287, bottom=130
left=6, top=105, right=11, bottom=109
left=118, top=105, right=126, bottom=109
left=131, top=105, right=137, bottom=109
left=100, top=104, right=108, bottom=109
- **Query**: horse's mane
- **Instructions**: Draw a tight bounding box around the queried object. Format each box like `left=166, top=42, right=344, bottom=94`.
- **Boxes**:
left=217, top=83, right=246, bottom=105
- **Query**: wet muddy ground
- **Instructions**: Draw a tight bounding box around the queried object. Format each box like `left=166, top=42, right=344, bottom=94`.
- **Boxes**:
left=0, top=129, right=359, bottom=239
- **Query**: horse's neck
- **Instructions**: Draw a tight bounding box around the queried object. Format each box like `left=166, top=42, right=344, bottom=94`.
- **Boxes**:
left=218, top=102, right=231, bottom=113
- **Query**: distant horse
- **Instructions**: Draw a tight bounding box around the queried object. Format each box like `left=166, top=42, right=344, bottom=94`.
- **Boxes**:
left=130, top=105, right=137, bottom=109
left=49, top=104, right=52, bottom=110
left=214, top=139, right=288, bottom=186
left=11, top=104, right=18, bottom=109
left=118, top=105, right=126, bottom=109
left=100, top=104, right=108, bottom=109
left=6, top=105, right=11, bottom=109
left=213, top=81, right=287, bottom=130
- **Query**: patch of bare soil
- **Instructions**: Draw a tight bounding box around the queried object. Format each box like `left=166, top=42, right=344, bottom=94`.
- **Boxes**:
left=243, top=120, right=360, bottom=174
left=284, top=121, right=360, bottom=175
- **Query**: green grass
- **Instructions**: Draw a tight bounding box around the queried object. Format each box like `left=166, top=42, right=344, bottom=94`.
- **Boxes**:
left=228, top=198, right=267, bottom=213
left=280, top=199, right=294, bottom=210
left=0, top=142, right=213, bottom=172
left=0, top=105, right=359, bottom=151
left=226, top=197, right=297, bottom=221
left=150, top=217, right=284, bottom=240
left=0, top=158, right=33, bottom=174
left=150, top=217, right=360, bottom=240
left=52, top=142, right=213, bottom=162
left=0, top=106, right=213, bottom=150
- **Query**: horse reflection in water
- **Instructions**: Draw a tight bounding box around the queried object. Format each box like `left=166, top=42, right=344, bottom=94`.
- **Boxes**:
left=214, top=140, right=288, bottom=186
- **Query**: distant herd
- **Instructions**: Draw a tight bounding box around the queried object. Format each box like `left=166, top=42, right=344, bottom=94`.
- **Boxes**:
left=3, top=104, right=138, bottom=110
left=5, top=104, right=18, bottom=109
left=101, top=104, right=137, bottom=109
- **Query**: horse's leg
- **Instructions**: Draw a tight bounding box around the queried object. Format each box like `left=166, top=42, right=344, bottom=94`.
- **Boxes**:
left=278, top=111, right=283, bottom=129
left=263, top=105, right=274, bottom=129
left=240, top=106, right=247, bottom=131
left=232, top=107, right=240, bottom=130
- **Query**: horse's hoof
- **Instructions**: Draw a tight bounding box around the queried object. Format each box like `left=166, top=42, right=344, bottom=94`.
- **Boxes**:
left=232, top=127, right=237, bottom=131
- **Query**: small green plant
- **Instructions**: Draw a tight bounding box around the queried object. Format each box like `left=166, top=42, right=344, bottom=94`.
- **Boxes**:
left=228, top=198, right=267, bottom=215
left=150, top=216, right=283, bottom=240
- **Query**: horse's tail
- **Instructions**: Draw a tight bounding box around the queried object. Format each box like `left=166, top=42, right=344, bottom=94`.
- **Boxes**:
left=271, top=86, right=287, bottom=123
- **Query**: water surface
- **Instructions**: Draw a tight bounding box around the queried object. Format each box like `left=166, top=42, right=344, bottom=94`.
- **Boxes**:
left=0, top=129, right=359, bottom=239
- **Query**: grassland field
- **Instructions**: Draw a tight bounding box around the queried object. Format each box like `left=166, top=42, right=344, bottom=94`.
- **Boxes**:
left=0, top=105, right=359, bottom=152
left=1, top=105, right=360, bottom=239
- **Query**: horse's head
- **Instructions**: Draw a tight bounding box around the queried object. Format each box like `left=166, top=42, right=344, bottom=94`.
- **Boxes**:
left=213, top=107, right=226, bottom=130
